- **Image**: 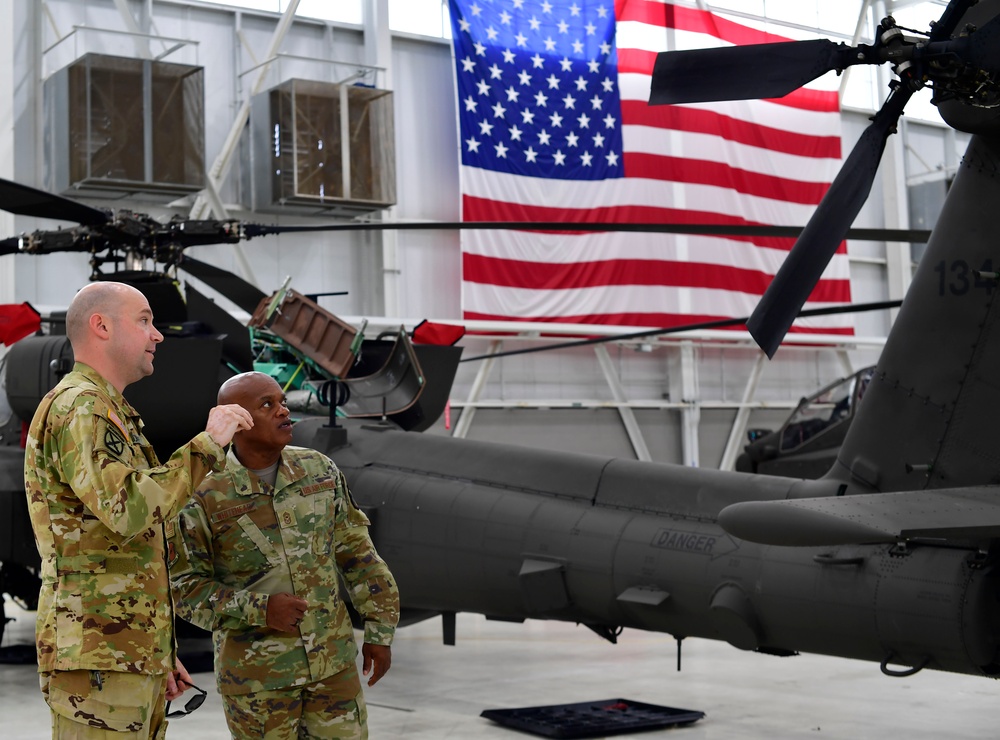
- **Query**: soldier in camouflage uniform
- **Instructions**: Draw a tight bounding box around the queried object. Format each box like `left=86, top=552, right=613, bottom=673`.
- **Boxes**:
left=23, top=282, right=254, bottom=739
left=169, top=372, right=399, bottom=739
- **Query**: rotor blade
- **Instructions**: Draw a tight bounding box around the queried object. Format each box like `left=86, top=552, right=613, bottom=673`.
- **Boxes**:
left=747, top=87, right=913, bottom=359
left=649, top=39, right=854, bottom=105
left=0, top=178, right=109, bottom=226
left=0, top=237, right=21, bottom=256
left=244, top=220, right=931, bottom=242
left=177, top=255, right=267, bottom=315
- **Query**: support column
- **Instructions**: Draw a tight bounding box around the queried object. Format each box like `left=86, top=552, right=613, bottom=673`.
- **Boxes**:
left=876, top=1, right=911, bottom=324
left=882, top=120, right=911, bottom=323
left=453, top=340, right=502, bottom=439
left=719, top=353, right=765, bottom=471
left=669, top=341, right=701, bottom=467
left=839, top=0, right=875, bottom=99
left=0, top=1, right=15, bottom=304
left=187, top=1, right=302, bottom=286
left=112, top=0, right=152, bottom=59
left=594, top=345, right=651, bottom=461
left=363, top=0, right=397, bottom=317
left=189, top=0, right=301, bottom=224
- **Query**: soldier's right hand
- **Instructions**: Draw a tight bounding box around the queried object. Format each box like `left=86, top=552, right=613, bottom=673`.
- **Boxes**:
left=205, top=404, right=254, bottom=447
left=266, top=592, right=309, bottom=633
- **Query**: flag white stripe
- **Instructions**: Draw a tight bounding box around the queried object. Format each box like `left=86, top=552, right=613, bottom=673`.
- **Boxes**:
left=462, top=165, right=830, bottom=222
left=617, top=73, right=843, bottom=140
left=622, top=125, right=840, bottom=182
left=462, top=281, right=852, bottom=328
left=461, top=228, right=850, bottom=278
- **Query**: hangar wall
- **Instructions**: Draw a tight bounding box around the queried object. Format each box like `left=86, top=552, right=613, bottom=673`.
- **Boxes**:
left=0, top=0, right=967, bottom=467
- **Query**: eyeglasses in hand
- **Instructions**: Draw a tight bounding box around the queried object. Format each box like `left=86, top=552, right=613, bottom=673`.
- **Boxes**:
left=166, top=682, right=208, bottom=718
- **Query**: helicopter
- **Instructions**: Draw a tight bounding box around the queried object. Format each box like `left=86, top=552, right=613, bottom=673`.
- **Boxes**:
left=2, top=0, right=1000, bottom=686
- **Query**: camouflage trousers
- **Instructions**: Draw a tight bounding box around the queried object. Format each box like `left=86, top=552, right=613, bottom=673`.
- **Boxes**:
left=222, top=667, right=366, bottom=739
left=40, top=670, right=168, bottom=739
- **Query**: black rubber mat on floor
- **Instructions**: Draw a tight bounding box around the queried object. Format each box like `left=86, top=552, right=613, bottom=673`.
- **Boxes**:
left=481, top=698, right=705, bottom=738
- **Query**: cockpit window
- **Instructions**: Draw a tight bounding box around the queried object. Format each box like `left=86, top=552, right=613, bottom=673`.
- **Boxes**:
left=779, top=367, right=874, bottom=452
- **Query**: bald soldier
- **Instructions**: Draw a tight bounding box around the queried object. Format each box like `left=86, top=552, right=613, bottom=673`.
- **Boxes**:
left=169, top=372, right=399, bottom=739
left=24, top=282, right=254, bottom=739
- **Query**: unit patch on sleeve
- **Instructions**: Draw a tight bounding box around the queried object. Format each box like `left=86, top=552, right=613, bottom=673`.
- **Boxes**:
left=102, top=425, right=127, bottom=460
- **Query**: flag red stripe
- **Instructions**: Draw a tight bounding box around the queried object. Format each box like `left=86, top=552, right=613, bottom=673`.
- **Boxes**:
left=616, top=48, right=840, bottom=113
left=462, top=308, right=856, bottom=335
left=621, top=100, right=841, bottom=159
left=463, top=253, right=851, bottom=301
left=622, top=152, right=830, bottom=205
left=461, top=195, right=849, bottom=255
left=617, top=0, right=802, bottom=47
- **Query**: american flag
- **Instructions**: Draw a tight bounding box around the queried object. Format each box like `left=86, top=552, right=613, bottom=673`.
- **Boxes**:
left=449, top=0, right=851, bottom=334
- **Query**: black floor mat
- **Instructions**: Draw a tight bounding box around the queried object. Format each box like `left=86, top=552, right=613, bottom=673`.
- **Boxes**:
left=481, top=698, right=705, bottom=738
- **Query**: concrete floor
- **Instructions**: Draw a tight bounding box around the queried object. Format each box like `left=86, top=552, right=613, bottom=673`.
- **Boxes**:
left=1, top=595, right=997, bottom=739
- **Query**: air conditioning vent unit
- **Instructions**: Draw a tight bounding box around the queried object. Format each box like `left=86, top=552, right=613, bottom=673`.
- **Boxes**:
left=251, top=78, right=396, bottom=215
left=44, top=53, right=205, bottom=198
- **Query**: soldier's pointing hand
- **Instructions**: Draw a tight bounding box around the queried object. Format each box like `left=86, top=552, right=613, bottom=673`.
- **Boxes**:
left=205, top=404, right=254, bottom=447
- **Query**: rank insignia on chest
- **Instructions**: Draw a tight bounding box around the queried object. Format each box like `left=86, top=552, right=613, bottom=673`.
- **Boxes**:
left=280, top=510, right=295, bottom=528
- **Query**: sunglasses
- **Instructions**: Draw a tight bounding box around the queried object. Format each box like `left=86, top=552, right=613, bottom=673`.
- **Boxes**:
left=166, top=682, right=208, bottom=718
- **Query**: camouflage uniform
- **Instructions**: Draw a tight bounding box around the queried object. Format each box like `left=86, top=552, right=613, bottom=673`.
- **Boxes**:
left=24, top=362, right=226, bottom=738
left=169, top=445, right=399, bottom=738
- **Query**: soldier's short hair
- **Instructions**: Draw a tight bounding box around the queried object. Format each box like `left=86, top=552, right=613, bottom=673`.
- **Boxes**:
left=65, top=283, right=134, bottom=346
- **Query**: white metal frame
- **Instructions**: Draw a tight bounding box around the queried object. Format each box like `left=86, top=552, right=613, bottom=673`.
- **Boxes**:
left=343, top=317, right=886, bottom=469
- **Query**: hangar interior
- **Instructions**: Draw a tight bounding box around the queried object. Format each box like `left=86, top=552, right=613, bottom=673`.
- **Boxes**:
left=0, top=0, right=966, bottom=468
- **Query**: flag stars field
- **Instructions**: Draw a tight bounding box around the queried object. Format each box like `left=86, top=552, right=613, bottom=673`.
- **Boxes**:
left=452, top=0, right=623, bottom=178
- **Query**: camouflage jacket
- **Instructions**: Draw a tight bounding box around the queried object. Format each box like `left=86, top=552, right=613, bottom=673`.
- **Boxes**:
left=169, top=445, right=399, bottom=695
left=23, top=362, right=226, bottom=674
